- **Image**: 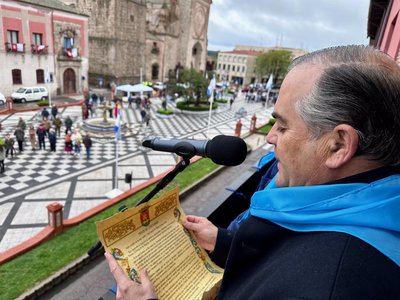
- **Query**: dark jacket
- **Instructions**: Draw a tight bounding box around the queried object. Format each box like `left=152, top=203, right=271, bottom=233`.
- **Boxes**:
left=41, top=109, right=49, bottom=118
left=48, top=132, right=57, bottom=144
left=82, top=136, right=92, bottom=148
left=36, top=127, right=46, bottom=140
left=51, top=107, right=58, bottom=117
left=213, top=166, right=400, bottom=299
left=214, top=218, right=400, bottom=299
left=14, top=128, right=24, bottom=141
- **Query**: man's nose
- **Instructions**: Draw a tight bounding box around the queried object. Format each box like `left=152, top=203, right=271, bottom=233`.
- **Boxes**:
left=266, top=125, right=277, bottom=145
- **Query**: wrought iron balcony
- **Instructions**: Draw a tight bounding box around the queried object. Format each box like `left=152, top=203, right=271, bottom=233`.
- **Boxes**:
left=5, top=42, right=25, bottom=53
left=31, top=44, right=48, bottom=55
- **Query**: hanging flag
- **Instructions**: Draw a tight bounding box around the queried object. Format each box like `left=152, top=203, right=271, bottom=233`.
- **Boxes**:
left=207, top=75, right=216, bottom=99
left=114, top=103, right=121, bottom=142
left=266, top=74, right=274, bottom=90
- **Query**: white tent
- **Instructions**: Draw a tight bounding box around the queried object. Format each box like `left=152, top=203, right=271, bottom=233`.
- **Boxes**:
left=116, top=84, right=153, bottom=93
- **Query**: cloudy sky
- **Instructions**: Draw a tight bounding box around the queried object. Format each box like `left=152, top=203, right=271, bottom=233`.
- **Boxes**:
left=207, top=0, right=370, bottom=52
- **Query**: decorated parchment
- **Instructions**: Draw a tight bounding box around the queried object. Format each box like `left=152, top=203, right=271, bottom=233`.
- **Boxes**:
left=96, top=188, right=223, bottom=300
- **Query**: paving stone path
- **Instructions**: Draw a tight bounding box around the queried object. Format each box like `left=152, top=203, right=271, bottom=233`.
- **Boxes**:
left=0, top=95, right=273, bottom=253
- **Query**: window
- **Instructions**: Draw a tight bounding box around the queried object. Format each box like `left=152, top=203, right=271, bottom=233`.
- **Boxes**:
left=232, top=66, right=235, bottom=72
left=227, top=65, right=231, bottom=71
left=242, top=66, right=245, bottom=73
left=223, top=64, right=226, bottom=70
left=7, top=30, right=19, bottom=43
left=64, top=37, right=74, bottom=48
left=32, top=33, right=43, bottom=45
left=33, top=88, right=40, bottom=93
left=218, top=64, right=221, bottom=69
left=130, top=14, right=135, bottom=22
left=39, top=88, right=45, bottom=92
left=36, top=69, right=44, bottom=84
left=12, top=69, right=22, bottom=84
left=26, top=89, right=32, bottom=94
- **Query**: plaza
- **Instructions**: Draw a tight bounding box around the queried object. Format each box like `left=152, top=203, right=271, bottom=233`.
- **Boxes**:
left=0, top=95, right=272, bottom=254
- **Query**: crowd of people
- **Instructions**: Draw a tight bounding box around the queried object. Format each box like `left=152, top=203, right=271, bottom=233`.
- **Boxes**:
left=0, top=105, right=93, bottom=175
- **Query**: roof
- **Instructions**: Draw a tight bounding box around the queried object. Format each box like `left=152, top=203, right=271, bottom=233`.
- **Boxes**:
left=207, top=50, right=219, bottom=57
left=219, top=50, right=263, bottom=56
left=367, top=0, right=391, bottom=40
left=17, top=0, right=88, bottom=16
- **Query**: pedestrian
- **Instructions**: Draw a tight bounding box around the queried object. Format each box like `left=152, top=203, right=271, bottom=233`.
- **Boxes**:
left=144, top=108, right=151, bottom=127
left=28, top=124, right=37, bottom=150
left=53, top=116, right=62, bottom=137
left=161, top=98, right=167, bottom=110
left=82, top=133, right=92, bottom=160
left=48, top=129, right=57, bottom=152
left=0, top=141, right=5, bottom=174
left=89, top=99, right=96, bottom=118
left=44, top=118, right=51, bottom=135
left=41, top=107, right=50, bottom=120
left=82, top=103, right=89, bottom=120
left=107, top=99, right=114, bottom=118
left=4, top=134, right=15, bottom=158
left=51, top=105, right=58, bottom=120
left=128, top=94, right=133, bottom=108
left=114, top=100, right=121, bottom=118
left=71, top=129, right=82, bottom=156
left=135, top=96, right=141, bottom=109
left=64, top=116, right=73, bottom=134
left=64, top=132, right=73, bottom=154
left=140, top=107, right=146, bottom=124
left=17, top=117, right=26, bottom=132
left=14, top=126, right=25, bottom=152
left=36, top=123, right=47, bottom=150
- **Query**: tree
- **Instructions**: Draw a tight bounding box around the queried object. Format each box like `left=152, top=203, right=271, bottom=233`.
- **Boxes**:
left=255, top=50, right=292, bottom=84
left=179, top=68, right=208, bottom=106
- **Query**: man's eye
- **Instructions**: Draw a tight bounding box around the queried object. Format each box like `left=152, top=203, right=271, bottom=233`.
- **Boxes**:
left=276, top=126, right=286, bottom=133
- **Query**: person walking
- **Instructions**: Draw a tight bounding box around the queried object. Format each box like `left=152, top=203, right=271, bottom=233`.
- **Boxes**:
left=51, top=105, right=58, bottom=120
left=14, top=126, right=25, bottom=152
left=64, top=132, right=73, bottom=154
left=53, top=116, right=62, bottom=137
left=44, top=118, right=51, bottom=135
left=48, top=129, right=57, bottom=152
left=4, top=134, right=15, bottom=158
left=17, top=117, right=26, bottom=132
left=144, top=108, right=151, bottom=127
left=140, top=107, right=146, bottom=124
left=41, top=107, right=50, bottom=120
left=82, top=103, right=89, bottom=120
left=28, top=124, right=37, bottom=150
left=64, top=116, right=73, bottom=134
left=0, top=142, right=5, bottom=174
left=82, top=133, right=92, bottom=160
left=36, top=123, right=47, bottom=150
left=71, top=129, right=82, bottom=156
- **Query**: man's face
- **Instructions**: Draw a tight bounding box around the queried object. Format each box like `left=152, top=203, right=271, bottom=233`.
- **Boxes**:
left=266, top=64, right=330, bottom=187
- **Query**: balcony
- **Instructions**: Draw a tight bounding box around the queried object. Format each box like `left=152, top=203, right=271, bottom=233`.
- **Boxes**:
left=5, top=42, right=25, bottom=53
left=31, top=44, right=48, bottom=55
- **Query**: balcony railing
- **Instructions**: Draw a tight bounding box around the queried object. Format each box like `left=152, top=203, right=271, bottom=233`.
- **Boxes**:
left=31, top=44, right=48, bottom=55
left=62, top=47, right=79, bottom=58
left=5, top=42, right=25, bottom=53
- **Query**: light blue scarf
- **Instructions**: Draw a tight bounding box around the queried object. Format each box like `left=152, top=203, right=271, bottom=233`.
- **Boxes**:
left=250, top=175, right=400, bottom=266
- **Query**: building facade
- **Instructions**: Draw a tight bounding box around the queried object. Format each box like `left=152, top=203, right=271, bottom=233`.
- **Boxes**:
left=368, top=0, right=400, bottom=62
left=0, top=0, right=88, bottom=97
left=60, top=0, right=211, bottom=86
left=215, top=45, right=307, bottom=85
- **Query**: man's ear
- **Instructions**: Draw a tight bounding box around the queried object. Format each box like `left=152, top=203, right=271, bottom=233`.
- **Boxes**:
left=325, top=124, right=359, bottom=169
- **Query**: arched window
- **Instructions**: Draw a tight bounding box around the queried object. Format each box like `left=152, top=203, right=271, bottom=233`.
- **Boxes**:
left=152, top=63, right=159, bottom=80
left=36, top=69, right=45, bottom=84
left=12, top=69, right=22, bottom=84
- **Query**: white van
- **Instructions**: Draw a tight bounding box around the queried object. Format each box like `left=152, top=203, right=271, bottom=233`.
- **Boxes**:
left=0, top=92, right=5, bottom=106
left=11, top=87, right=48, bottom=103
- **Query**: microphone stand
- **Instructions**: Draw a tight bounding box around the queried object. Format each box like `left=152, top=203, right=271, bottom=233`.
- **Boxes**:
left=87, top=155, right=192, bottom=256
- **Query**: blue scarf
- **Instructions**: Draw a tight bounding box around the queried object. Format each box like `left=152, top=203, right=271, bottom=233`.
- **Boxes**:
left=250, top=175, right=400, bottom=266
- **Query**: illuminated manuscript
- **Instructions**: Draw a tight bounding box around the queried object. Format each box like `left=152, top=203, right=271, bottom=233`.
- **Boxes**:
left=96, top=188, right=223, bottom=300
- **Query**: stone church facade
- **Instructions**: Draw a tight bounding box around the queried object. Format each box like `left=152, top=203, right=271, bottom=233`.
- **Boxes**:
left=60, top=0, right=211, bottom=86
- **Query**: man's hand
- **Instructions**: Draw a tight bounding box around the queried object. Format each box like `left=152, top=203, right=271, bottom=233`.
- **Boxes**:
left=105, top=252, right=157, bottom=300
left=183, top=215, right=218, bottom=251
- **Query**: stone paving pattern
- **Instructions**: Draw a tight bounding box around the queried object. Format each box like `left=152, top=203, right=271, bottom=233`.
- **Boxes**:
left=0, top=95, right=273, bottom=253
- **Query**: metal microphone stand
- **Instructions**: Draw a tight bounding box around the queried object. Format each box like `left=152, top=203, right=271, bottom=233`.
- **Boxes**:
left=87, top=155, right=192, bottom=256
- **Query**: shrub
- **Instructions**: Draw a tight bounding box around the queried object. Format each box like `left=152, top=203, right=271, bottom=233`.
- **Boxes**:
left=37, top=99, right=49, bottom=107
left=156, top=108, right=174, bottom=115
left=215, top=99, right=228, bottom=104
left=176, top=101, right=218, bottom=111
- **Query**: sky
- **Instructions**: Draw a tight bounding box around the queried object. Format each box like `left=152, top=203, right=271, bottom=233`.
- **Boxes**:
left=207, top=0, right=371, bottom=52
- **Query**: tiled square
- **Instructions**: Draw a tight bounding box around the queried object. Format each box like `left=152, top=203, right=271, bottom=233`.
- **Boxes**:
left=11, top=182, right=29, bottom=190
left=11, top=201, right=66, bottom=225
left=34, top=175, right=50, bottom=183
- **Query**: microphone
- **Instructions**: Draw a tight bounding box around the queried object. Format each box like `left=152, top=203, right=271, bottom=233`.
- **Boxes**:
left=142, top=135, right=247, bottom=166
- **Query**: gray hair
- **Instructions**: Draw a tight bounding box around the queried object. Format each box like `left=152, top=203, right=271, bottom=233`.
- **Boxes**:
left=291, top=45, right=400, bottom=165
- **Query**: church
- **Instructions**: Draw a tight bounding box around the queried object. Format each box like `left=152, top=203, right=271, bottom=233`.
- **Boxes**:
left=61, top=0, right=211, bottom=87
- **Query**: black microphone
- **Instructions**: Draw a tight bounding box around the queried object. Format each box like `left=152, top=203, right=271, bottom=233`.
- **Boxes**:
left=142, top=135, right=247, bottom=166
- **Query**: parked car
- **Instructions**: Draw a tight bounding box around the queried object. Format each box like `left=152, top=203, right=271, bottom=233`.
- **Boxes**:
left=0, top=92, right=5, bottom=106
left=11, top=87, right=48, bottom=103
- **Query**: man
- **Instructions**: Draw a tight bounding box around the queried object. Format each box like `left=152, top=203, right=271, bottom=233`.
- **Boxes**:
left=51, top=105, right=58, bottom=120
left=41, top=107, right=49, bottom=120
left=64, top=116, right=73, bottom=134
left=53, top=116, right=62, bottom=137
left=14, top=126, right=25, bottom=152
left=36, top=123, right=47, bottom=150
left=48, top=128, right=57, bottom=152
left=4, top=133, right=15, bottom=158
left=82, top=133, right=92, bottom=160
left=105, top=46, right=400, bottom=299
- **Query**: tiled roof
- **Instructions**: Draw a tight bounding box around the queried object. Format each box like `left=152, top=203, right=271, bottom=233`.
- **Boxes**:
left=220, top=50, right=263, bottom=56
left=18, top=0, right=87, bottom=16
